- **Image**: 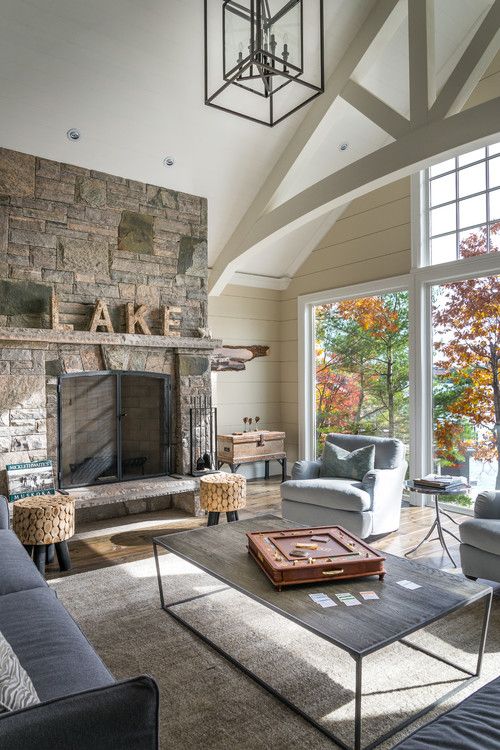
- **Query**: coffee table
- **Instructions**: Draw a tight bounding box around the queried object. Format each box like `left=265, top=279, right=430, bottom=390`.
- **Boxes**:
left=153, top=515, right=492, bottom=750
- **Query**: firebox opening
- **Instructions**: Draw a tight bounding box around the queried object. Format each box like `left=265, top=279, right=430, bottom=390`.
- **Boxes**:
left=57, top=371, right=171, bottom=489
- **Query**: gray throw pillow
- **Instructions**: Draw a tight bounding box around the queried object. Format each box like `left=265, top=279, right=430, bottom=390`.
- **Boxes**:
left=320, top=441, right=375, bottom=481
left=0, top=631, right=39, bottom=714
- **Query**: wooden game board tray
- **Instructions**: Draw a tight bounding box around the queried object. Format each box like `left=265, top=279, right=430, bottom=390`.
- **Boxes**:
left=246, top=525, right=386, bottom=590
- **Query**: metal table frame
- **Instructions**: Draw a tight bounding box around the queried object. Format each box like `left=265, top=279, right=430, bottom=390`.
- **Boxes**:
left=153, top=538, right=492, bottom=750
left=405, top=482, right=467, bottom=567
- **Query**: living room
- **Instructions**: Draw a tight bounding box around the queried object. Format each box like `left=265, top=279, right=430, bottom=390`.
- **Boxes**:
left=1, top=1, right=500, bottom=749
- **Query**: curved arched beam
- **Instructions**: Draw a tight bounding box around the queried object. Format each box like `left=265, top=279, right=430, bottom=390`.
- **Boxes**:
left=211, top=96, right=500, bottom=280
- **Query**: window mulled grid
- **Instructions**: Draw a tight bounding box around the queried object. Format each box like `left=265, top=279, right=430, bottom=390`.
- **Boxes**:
left=427, top=143, right=500, bottom=265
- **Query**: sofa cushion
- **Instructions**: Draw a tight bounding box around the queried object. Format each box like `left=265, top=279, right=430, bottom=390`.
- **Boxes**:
left=0, top=631, right=39, bottom=713
left=393, top=676, right=500, bottom=749
left=281, top=478, right=371, bottom=512
left=320, top=441, right=375, bottom=481
left=326, top=433, right=405, bottom=469
left=459, top=518, right=500, bottom=556
left=0, top=588, right=114, bottom=703
left=0, top=530, right=47, bottom=596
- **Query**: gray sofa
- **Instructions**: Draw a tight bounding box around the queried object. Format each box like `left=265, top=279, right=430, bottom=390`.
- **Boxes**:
left=281, top=433, right=407, bottom=538
left=0, top=496, right=159, bottom=749
left=460, top=490, right=500, bottom=583
left=393, top=675, right=500, bottom=749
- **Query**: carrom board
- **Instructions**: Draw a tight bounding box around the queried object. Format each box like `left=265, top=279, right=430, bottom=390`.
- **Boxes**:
left=247, top=525, right=386, bottom=590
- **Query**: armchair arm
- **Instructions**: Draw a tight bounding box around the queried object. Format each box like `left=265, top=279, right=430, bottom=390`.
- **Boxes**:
left=362, top=462, right=407, bottom=511
left=291, top=460, right=321, bottom=480
left=0, top=676, right=159, bottom=750
left=474, top=490, right=500, bottom=519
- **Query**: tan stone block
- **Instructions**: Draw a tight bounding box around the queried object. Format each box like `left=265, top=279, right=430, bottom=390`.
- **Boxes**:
left=0, top=375, right=46, bottom=411
left=59, top=236, right=110, bottom=275
left=75, top=176, right=106, bottom=208
left=35, top=176, right=75, bottom=203
left=0, top=207, right=8, bottom=255
left=0, top=148, right=35, bottom=197
left=136, top=284, right=160, bottom=308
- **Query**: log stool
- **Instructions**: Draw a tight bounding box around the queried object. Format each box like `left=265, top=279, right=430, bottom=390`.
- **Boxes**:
left=199, top=473, right=246, bottom=526
left=12, top=496, right=75, bottom=577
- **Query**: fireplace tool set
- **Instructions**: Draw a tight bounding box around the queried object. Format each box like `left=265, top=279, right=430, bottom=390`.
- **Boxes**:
left=189, top=395, right=219, bottom=476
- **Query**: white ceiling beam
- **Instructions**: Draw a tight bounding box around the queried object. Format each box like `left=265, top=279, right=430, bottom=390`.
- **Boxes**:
left=429, top=0, right=500, bottom=121
left=408, top=0, right=430, bottom=127
left=209, top=0, right=401, bottom=295
left=341, top=79, right=411, bottom=138
left=247, top=96, right=500, bottom=252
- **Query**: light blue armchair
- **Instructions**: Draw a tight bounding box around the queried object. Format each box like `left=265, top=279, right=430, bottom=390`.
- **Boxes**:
left=281, top=433, right=407, bottom=538
left=460, top=491, right=500, bottom=582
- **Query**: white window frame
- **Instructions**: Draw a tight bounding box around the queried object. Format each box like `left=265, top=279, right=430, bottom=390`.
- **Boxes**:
left=411, top=169, right=500, bottom=512
left=298, top=274, right=410, bottom=464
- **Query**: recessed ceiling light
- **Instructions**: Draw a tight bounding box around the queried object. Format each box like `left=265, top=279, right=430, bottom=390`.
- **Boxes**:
left=338, top=142, right=349, bottom=152
left=163, top=157, right=175, bottom=167
left=67, top=128, right=81, bottom=141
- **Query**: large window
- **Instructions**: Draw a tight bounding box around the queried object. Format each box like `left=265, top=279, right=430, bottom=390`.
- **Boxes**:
left=300, top=140, right=500, bottom=515
left=428, top=144, right=500, bottom=264
left=314, top=292, right=409, bottom=458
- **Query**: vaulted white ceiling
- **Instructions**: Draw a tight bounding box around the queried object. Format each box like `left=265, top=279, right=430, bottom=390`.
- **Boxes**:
left=0, top=0, right=497, bottom=291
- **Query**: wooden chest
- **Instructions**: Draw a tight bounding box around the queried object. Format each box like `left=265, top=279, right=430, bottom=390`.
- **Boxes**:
left=217, top=431, right=285, bottom=463
left=247, top=525, right=386, bottom=590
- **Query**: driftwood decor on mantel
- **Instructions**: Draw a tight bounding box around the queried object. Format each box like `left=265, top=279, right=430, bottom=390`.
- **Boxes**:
left=211, top=345, right=269, bottom=372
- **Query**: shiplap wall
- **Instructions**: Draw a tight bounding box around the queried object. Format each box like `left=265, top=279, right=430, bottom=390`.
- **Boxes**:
left=208, top=284, right=283, bottom=477
left=280, top=177, right=412, bottom=465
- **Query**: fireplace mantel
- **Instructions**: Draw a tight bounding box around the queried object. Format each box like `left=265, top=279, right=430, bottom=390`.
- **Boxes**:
left=0, top=327, right=221, bottom=351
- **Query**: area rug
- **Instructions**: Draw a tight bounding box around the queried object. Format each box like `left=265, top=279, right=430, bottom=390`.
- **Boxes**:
left=51, top=555, right=500, bottom=750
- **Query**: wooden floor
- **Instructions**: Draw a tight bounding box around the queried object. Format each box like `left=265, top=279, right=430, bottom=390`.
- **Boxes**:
left=46, top=478, right=487, bottom=582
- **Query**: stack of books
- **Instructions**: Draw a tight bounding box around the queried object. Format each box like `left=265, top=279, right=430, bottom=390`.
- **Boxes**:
left=412, top=474, right=468, bottom=490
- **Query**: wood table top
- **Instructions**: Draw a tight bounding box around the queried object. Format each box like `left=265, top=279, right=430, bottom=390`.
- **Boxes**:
left=154, top=514, right=491, bottom=657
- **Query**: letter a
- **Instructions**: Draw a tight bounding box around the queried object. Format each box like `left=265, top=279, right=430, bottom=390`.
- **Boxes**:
left=89, top=299, right=114, bottom=333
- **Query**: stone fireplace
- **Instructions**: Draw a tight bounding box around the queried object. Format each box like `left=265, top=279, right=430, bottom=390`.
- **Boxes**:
left=0, top=147, right=218, bottom=515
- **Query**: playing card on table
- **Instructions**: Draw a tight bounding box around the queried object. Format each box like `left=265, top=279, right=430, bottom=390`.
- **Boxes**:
left=360, top=591, right=379, bottom=600
left=335, top=592, right=361, bottom=606
left=397, top=579, right=422, bottom=590
left=308, top=593, right=337, bottom=608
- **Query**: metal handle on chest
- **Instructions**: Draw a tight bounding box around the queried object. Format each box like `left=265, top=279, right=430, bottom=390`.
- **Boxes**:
left=322, top=569, right=344, bottom=576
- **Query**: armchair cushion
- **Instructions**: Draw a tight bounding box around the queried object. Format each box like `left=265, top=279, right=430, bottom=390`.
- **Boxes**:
left=320, top=441, right=375, bottom=481
left=281, top=478, right=371, bottom=512
left=459, top=518, right=500, bottom=557
left=326, top=433, right=405, bottom=470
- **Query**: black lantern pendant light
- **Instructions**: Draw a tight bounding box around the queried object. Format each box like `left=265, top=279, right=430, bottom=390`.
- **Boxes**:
left=204, top=1, right=324, bottom=127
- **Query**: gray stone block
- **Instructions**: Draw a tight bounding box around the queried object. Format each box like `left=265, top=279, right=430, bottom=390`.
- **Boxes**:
left=118, top=210, right=154, bottom=254
left=179, top=355, right=210, bottom=377
left=0, top=279, right=52, bottom=317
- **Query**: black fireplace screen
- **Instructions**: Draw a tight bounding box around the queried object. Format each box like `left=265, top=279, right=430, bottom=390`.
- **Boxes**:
left=57, top=371, right=171, bottom=488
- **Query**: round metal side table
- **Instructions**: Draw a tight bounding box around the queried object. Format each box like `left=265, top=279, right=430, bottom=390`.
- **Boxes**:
left=404, top=480, right=470, bottom=567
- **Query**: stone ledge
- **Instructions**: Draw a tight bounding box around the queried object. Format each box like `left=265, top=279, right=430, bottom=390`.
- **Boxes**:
left=67, top=475, right=199, bottom=509
left=0, top=327, right=221, bottom=350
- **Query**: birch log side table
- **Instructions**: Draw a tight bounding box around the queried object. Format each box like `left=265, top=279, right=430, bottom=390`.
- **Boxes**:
left=12, top=495, right=75, bottom=576
left=199, top=473, right=247, bottom=526
left=217, top=430, right=287, bottom=481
